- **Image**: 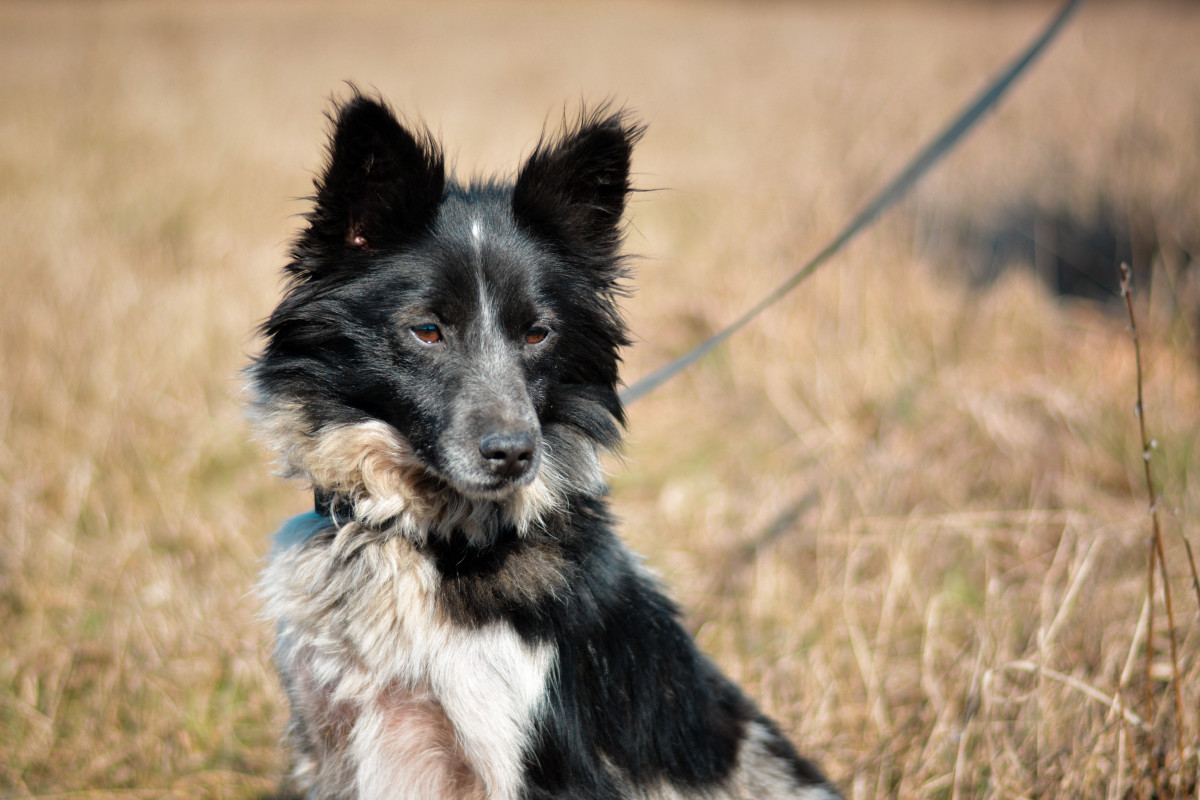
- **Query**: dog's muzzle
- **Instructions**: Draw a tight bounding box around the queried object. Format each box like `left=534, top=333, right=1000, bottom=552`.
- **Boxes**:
left=480, top=429, right=539, bottom=480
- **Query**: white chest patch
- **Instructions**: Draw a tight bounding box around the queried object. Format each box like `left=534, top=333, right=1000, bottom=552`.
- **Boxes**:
left=261, top=513, right=554, bottom=800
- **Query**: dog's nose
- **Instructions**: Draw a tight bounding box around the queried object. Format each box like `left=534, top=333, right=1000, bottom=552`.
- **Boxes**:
left=480, top=431, right=537, bottom=479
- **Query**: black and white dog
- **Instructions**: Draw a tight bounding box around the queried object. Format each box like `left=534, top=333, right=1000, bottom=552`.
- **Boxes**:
left=248, top=92, right=839, bottom=800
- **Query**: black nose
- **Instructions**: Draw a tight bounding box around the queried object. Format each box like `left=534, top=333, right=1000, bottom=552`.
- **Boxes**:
left=479, top=431, right=537, bottom=479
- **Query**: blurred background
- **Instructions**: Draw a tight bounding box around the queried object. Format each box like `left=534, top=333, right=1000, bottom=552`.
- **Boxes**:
left=1, top=1, right=1197, bottom=797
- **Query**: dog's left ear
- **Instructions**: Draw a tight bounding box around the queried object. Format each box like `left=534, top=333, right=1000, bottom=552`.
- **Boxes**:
left=513, top=109, right=644, bottom=262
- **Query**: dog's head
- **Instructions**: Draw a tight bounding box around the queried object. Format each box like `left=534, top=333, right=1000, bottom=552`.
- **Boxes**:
left=248, top=93, right=641, bottom=539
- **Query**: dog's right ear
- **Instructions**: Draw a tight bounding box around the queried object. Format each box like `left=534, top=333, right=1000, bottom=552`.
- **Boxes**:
left=299, top=94, right=445, bottom=265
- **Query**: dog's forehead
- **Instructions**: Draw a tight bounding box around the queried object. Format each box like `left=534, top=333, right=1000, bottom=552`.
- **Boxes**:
left=424, top=192, right=549, bottom=305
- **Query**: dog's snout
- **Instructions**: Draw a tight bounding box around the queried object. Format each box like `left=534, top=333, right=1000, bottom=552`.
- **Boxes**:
left=480, top=430, right=537, bottom=478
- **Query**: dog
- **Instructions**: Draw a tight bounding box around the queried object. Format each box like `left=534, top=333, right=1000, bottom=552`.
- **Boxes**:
left=248, top=91, right=840, bottom=800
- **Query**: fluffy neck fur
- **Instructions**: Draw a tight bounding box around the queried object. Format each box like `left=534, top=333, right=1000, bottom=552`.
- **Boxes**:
left=248, top=392, right=606, bottom=547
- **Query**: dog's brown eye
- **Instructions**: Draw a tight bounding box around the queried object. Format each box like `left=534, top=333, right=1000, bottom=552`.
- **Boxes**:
left=412, top=324, right=443, bottom=344
left=525, top=326, right=549, bottom=345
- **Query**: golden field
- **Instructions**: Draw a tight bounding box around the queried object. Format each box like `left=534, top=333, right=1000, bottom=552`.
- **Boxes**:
left=1, top=1, right=1198, bottom=797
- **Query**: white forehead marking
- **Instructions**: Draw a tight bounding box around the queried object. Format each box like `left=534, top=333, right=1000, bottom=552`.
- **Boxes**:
left=469, top=216, right=500, bottom=336
left=470, top=218, right=483, bottom=250
left=477, top=275, right=499, bottom=331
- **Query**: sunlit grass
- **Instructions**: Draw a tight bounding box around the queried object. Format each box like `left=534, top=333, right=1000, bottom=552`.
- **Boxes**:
left=2, top=2, right=1197, bottom=797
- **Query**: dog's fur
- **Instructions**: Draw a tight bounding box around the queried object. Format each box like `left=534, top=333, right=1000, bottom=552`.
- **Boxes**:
left=248, top=92, right=840, bottom=800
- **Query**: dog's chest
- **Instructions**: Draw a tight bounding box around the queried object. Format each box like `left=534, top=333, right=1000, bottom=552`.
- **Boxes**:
left=262, top=513, right=554, bottom=800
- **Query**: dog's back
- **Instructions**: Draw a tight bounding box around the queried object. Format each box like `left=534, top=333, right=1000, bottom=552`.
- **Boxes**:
left=249, top=92, right=839, bottom=800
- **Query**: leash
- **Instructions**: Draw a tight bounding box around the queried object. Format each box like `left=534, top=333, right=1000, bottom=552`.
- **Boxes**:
left=619, top=0, right=1085, bottom=406
left=312, top=1, right=1083, bottom=521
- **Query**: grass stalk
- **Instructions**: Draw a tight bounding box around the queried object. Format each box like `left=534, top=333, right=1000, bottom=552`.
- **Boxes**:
left=1119, top=262, right=1187, bottom=794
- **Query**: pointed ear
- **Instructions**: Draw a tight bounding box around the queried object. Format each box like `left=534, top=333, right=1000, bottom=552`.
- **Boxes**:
left=512, top=108, right=644, bottom=260
left=303, top=94, right=445, bottom=259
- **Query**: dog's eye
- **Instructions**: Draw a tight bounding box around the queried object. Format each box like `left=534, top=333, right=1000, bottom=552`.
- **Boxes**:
left=412, top=324, right=443, bottom=344
left=525, top=326, right=550, bottom=345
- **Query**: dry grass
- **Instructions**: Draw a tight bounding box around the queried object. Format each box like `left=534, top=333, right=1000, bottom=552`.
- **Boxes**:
left=2, top=1, right=1198, bottom=797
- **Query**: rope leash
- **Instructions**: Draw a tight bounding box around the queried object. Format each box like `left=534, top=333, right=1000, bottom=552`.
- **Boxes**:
left=619, top=0, right=1085, bottom=406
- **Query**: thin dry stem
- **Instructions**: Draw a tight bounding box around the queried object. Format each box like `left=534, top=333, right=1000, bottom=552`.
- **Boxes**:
left=1115, top=686, right=1147, bottom=800
left=1183, top=534, right=1200, bottom=620
left=1001, top=661, right=1147, bottom=730
left=1120, top=262, right=1188, bottom=789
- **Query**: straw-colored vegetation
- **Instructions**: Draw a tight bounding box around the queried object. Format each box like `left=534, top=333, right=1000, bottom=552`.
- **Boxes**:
left=2, top=2, right=1197, bottom=797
